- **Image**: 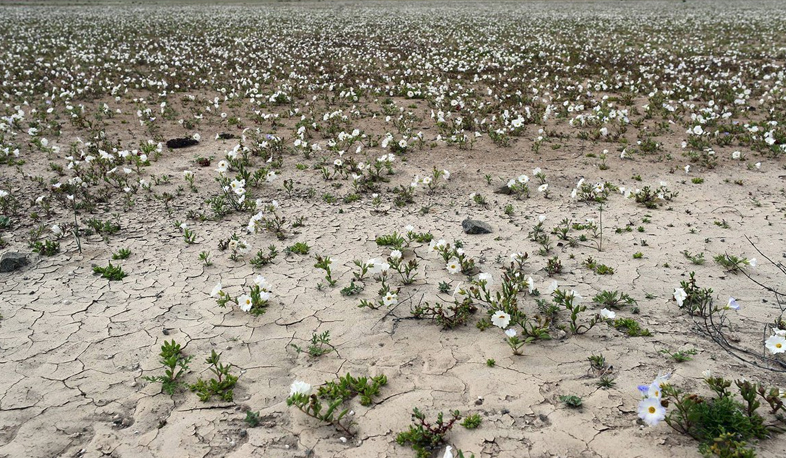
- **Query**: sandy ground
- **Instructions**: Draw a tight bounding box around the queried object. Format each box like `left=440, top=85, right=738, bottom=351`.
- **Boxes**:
left=1, top=93, right=785, bottom=458
left=1, top=1, right=786, bottom=456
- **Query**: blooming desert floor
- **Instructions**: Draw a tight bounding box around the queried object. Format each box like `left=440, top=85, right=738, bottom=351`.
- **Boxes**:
left=1, top=2, right=786, bottom=457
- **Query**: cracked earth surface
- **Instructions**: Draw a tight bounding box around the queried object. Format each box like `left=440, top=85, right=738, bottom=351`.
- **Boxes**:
left=2, top=116, right=785, bottom=457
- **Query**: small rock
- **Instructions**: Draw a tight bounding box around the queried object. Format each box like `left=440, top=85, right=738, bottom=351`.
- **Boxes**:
left=0, top=252, right=29, bottom=273
left=494, top=185, right=513, bottom=195
left=165, top=137, right=199, bottom=149
left=462, top=219, right=493, bottom=234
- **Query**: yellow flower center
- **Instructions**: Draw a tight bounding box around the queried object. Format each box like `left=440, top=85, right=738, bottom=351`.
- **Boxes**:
left=777, top=343, right=783, bottom=349
left=648, top=406, right=656, bottom=414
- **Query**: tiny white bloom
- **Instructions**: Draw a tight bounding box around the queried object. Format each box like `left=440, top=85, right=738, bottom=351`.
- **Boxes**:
left=638, top=397, right=666, bottom=426
left=765, top=334, right=786, bottom=354
left=237, top=294, right=253, bottom=312
left=290, top=380, right=312, bottom=397
left=673, top=288, right=687, bottom=307
left=491, top=311, right=511, bottom=329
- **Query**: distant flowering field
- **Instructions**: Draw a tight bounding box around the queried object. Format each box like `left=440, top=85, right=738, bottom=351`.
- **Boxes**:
left=1, top=2, right=786, bottom=457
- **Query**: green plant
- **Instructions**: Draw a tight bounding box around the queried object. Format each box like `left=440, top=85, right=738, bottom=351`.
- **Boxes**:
left=633, top=185, right=678, bottom=209
left=376, top=231, right=406, bottom=250
left=682, top=250, right=706, bottom=265
left=662, top=377, right=785, bottom=457
left=545, top=256, right=562, bottom=276
left=663, top=348, right=698, bottom=363
left=288, top=241, right=310, bottom=255
left=183, top=227, right=196, bottom=244
left=583, top=257, right=614, bottom=275
left=143, top=340, right=192, bottom=395
left=461, top=413, right=482, bottom=429
left=93, top=261, right=127, bottom=281
left=287, top=388, right=353, bottom=436
left=597, top=376, right=616, bottom=389
left=633, top=252, right=643, bottom=259
left=411, top=300, right=477, bottom=329
left=592, top=290, right=637, bottom=309
left=486, top=359, right=496, bottom=367
left=112, top=248, right=131, bottom=260
left=189, top=350, right=238, bottom=402
left=553, top=288, right=598, bottom=335
left=396, top=408, right=461, bottom=458
left=314, top=254, right=337, bottom=287
left=317, top=373, right=387, bottom=406
left=714, top=254, right=753, bottom=274
left=612, top=318, right=651, bottom=336
left=438, top=281, right=451, bottom=294
left=244, top=410, right=261, bottom=427
left=199, top=251, right=212, bottom=266
left=587, top=354, right=607, bottom=371
left=31, top=239, right=60, bottom=256
left=86, top=218, right=121, bottom=236
left=560, top=395, right=583, bottom=408
left=675, top=272, right=714, bottom=316
left=250, top=245, right=278, bottom=267
left=340, top=280, right=364, bottom=296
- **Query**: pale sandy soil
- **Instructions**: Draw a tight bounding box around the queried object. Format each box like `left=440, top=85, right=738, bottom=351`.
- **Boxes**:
left=1, top=91, right=785, bottom=458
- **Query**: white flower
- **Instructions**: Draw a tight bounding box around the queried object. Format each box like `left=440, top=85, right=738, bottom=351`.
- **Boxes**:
left=443, top=170, right=450, bottom=180
left=765, top=334, right=786, bottom=354
left=600, top=308, right=616, bottom=320
left=646, top=382, right=663, bottom=400
left=446, top=260, right=461, bottom=274
left=732, top=151, right=741, bottom=160
left=504, top=328, right=517, bottom=338
left=673, top=288, right=687, bottom=307
left=290, top=380, right=312, bottom=397
left=526, top=276, right=534, bottom=294
left=237, top=294, right=253, bottom=312
left=443, top=446, right=454, bottom=458
left=538, top=183, right=548, bottom=193
left=638, top=397, right=666, bottom=426
left=538, top=214, right=546, bottom=223
left=398, top=139, right=407, bottom=149
left=652, top=372, right=672, bottom=388
left=383, top=292, right=398, bottom=307
left=747, top=258, right=757, bottom=268
left=726, top=297, right=740, bottom=311
left=684, top=165, right=690, bottom=174
left=390, top=250, right=402, bottom=260
left=216, top=160, right=229, bottom=173
left=477, top=272, right=493, bottom=287
left=51, top=224, right=62, bottom=236
left=491, top=311, right=511, bottom=329
left=517, top=174, right=529, bottom=184
left=253, top=275, right=269, bottom=289
left=368, top=259, right=390, bottom=275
